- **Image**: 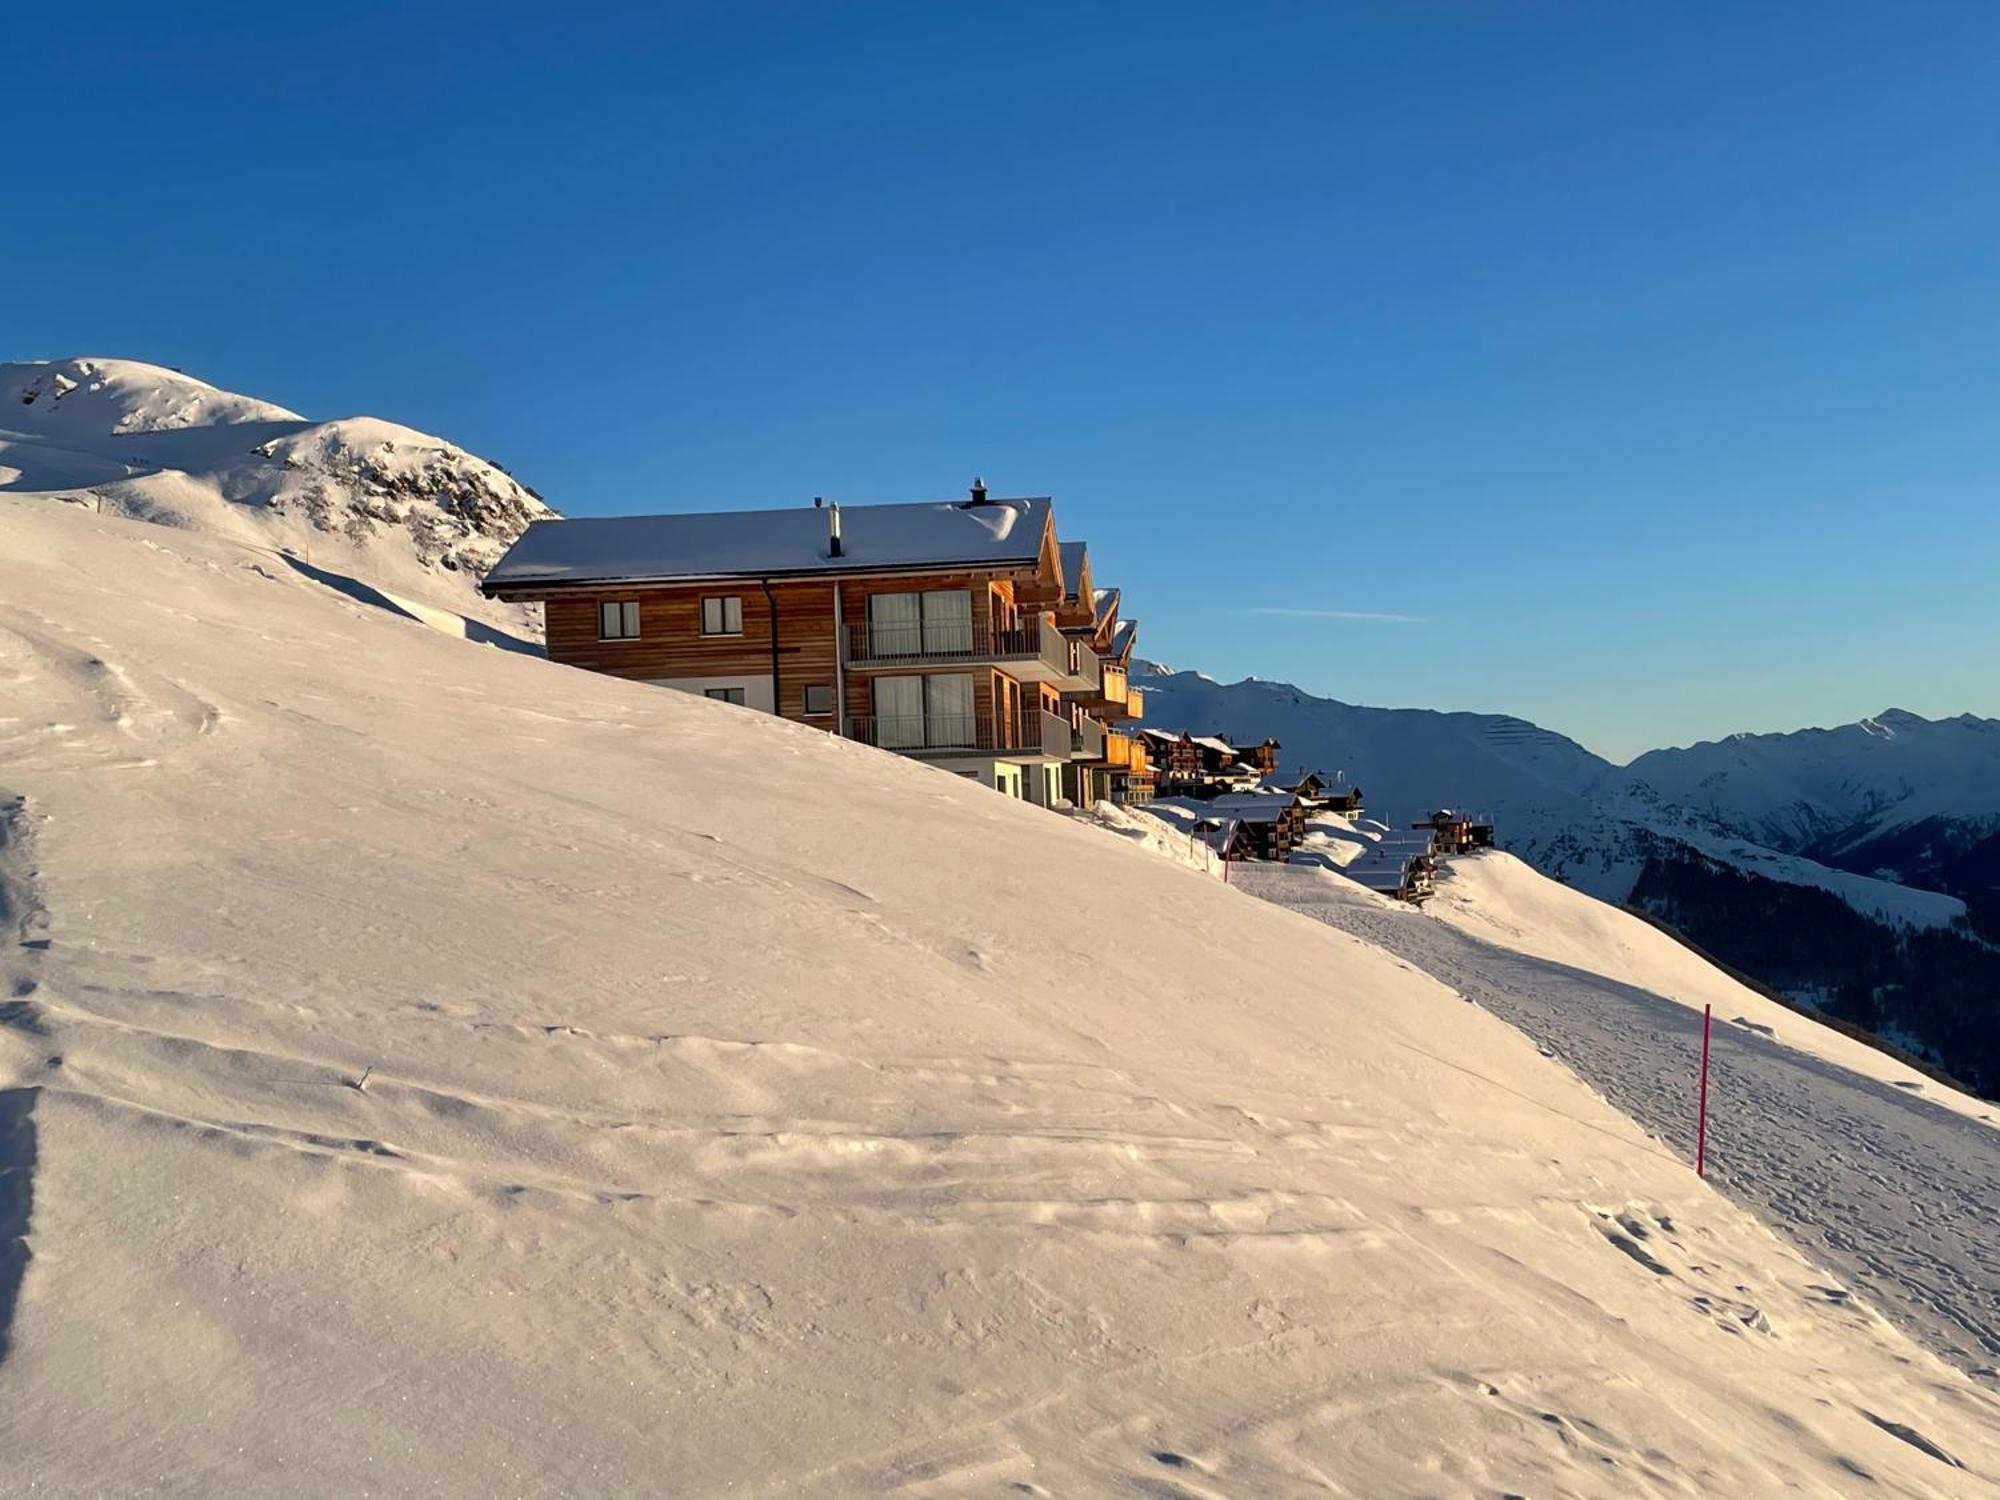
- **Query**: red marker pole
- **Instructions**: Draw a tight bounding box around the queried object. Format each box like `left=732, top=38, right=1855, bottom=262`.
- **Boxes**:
left=1696, top=1003, right=1713, bottom=1178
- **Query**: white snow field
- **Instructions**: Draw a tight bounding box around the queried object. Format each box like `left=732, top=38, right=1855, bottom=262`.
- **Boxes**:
left=0, top=357, right=551, bottom=645
left=1231, top=851, right=2000, bottom=1392
left=5, top=498, right=2000, bottom=1496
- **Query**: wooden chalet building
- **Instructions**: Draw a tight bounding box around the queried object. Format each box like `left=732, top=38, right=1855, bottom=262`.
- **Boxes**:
left=1202, top=793, right=1309, bottom=861
left=1103, top=616, right=1153, bottom=802
left=1242, top=738, right=1283, bottom=776
left=1143, top=731, right=1265, bottom=798
left=1285, top=770, right=1364, bottom=817
left=480, top=482, right=1142, bottom=809
left=1412, top=809, right=1496, bottom=855
left=1054, top=544, right=1151, bottom=805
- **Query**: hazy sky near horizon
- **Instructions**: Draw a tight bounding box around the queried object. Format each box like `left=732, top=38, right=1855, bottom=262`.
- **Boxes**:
left=10, top=2, right=1998, bottom=761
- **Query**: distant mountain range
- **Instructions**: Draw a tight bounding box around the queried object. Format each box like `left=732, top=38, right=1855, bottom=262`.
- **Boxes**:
left=1621, top=711, right=2000, bottom=916
left=1136, top=664, right=2000, bottom=1095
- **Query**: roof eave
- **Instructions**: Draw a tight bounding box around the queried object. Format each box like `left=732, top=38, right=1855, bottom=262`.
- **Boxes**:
left=481, top=551, right=1051, bottom=598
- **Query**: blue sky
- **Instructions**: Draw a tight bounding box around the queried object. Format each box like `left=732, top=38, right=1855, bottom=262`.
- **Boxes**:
left=10, top=2, right=1997, bottom=761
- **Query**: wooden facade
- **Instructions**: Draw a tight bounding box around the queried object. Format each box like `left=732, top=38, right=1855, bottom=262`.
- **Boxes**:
left=544, top=581, right=840, bottom=720
left=1283, top=772, right=1364, bottom=817
left=1413, top=810, right=1495, bottom=855
left=537, top=572, right=1079, bottom=736
left=1243, top=738, right=1282, bottom=775
left=486, top=494, right=1155, bottom=810
left=1208, top=796, right=1308, bottom=861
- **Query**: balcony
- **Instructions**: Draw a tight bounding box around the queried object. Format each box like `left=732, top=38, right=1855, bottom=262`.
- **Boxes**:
left=1067, top=661, right=1127, bottom=713
left=842, top=710, right=1068, bottom=761
left=1038, top=709, right=1074, bottom=760
left=843, top=613, right=1091, bottom=688
left=1115, top=686, right=1145, bottom=723
left=1071, top=715, right=1106, bottom=762
left=1103, top=730, right=1145, bottom=771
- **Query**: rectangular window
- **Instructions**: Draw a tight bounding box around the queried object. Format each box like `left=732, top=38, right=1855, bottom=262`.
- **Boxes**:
left=866, top=589, right=972, bottom=657
left=869, top=673, right=976, bottom=750
left=598, top=601, right=641, bottom=640
left=701, top=596, right=743, bottom=635
left=704, top=687, right=747, bottom=705
left=923, top=672, right=974, bottom=748
left=920, top=590, right=973, bottom=654
left=802, top=683, right=834, bottom=717
left=872, top=674, right=924, bottom=750
left=866, top=592, right=922, bottom=657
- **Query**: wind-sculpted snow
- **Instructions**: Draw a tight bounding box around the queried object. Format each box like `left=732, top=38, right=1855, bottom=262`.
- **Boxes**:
left=4, top=497, right=2000, bottom=1494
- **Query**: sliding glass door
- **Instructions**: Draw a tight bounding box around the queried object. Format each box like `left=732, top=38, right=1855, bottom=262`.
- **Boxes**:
left=872, top=674, right=925, bottom=749
left=871, top=673, right=976, bottom=749
left=867, top=592, right=922, bottom=659
left=920, top=590, right=973, bottom=654
left=867, top=590, right=973, bottom=658
left=923, top=672, right=974, bottom=747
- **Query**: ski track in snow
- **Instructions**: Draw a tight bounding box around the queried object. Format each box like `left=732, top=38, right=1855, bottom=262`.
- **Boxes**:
left=1238, top=862, right=2000, bottom=1388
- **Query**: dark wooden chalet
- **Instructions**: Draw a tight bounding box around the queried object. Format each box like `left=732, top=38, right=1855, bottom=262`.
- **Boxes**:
left=1412, top=810, right=1496, bottom=855
left=1242, top=738, right=1283, bottom=776
left=1284, top=770, right=1364, bottom=817
left=1205, top=794, right=1309, bottom=861
left=1145, top=731, right=1267, bottom=798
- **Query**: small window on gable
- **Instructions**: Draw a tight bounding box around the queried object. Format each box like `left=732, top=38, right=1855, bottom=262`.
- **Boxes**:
left=704, top=687, right=747, bottom=705
left=599, top=600, right=641, bottom=640
left=802, top=683, right=834, bottom=717
left=701, top=596, right=744, bottom=635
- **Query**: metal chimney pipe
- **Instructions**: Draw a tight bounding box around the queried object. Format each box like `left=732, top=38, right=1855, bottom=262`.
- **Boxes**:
left=969, top=476, right=988, bottom=504
left=828, top=501, right=844, bottom=558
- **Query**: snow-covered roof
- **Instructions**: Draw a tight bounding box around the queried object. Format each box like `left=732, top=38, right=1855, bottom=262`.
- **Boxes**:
left=1205, top=794, right=1295, bottom=816
left=1217, top=804, right=1287, bottom=824
left=483, top=498, right=1053, bottom=591
left=1345, top=867, right=1419, bottom=891
left=1109, top=617, right=1137, bottom=657
left=1058, top=540, right=1088, bottom=600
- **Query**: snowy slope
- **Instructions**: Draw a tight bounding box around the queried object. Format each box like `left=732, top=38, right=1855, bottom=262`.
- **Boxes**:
left=1222, top=849, right=2000, bottom=1388
left=1135, top=663, right=1969, bottom=929
left=1, top=358, right=553, bottom=639
left=6, top=497, right=2000, bottom=1494
left=1426, top=854, right=1993, bottom=1126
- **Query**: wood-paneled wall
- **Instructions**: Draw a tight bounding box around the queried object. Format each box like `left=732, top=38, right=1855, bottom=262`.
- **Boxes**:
left=541, top=573, right=1062, bottom=742
left=544, top=581, right=840, bottom=720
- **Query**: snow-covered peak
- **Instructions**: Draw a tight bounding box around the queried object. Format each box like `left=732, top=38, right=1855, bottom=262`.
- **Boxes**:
left=5, top=357, right=303, bottom=436
left=1621, top=708, right=2000, bottom=849
left=0, top=356, right=555, bottom=633
left=1135, top=665, right=1977, bottom=932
